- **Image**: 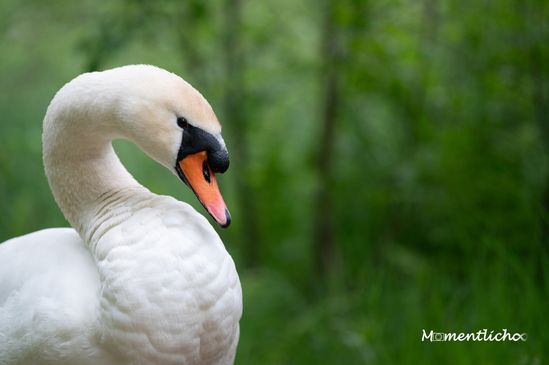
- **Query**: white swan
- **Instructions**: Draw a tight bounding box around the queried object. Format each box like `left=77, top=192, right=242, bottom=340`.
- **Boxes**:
left=0, top=65, right=242, bottom=365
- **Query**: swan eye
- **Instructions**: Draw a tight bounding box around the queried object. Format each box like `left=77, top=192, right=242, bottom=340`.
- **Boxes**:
left=177, top=117, right=189, bottom=129
left=202, top=160, right=211, bottom=183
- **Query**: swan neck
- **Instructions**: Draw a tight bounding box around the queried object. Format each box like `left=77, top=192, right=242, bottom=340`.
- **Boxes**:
left=43, top=117, right=142, bottom=235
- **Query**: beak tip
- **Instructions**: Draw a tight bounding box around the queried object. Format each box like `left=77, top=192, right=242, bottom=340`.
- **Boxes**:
left=219, top=208, right=231, bottom=229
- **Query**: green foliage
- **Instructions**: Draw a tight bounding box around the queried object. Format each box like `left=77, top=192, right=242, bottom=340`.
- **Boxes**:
left=0, top=0, right=548, bottom=363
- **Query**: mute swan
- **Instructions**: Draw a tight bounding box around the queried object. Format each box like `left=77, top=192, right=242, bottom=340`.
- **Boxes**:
left=0, top=65, right=242, bottom=365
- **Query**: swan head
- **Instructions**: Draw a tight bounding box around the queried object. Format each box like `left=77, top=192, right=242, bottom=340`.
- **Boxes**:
left=101, top=65, right=231, bottom=227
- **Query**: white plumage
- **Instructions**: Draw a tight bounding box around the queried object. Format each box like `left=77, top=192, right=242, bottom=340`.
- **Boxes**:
left=0, top=65, right=242, bottom=365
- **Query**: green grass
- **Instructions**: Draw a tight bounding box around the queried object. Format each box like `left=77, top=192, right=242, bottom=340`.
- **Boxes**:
left=235, top=247, right=548, bottom=365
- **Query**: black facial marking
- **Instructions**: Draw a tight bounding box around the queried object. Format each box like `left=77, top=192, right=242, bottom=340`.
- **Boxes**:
left=176, top=123, right=229, bottom=173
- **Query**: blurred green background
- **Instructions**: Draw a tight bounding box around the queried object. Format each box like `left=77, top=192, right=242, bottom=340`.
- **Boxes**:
left=0, top=0, right=548, bottom=363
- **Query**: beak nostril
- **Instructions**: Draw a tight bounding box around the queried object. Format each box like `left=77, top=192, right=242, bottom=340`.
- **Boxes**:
left=202, top=160, right=211, bottom=183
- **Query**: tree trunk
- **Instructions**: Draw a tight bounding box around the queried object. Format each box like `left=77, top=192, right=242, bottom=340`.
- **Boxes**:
left=526, top=4, right=549, bottom=245
left=312, top=0, right=343, bottom=283
left=176, top=1, right=207, bottom=85
left=531, top=45, right=549, bottom=244
left=223, top=0, right=262, bottom=267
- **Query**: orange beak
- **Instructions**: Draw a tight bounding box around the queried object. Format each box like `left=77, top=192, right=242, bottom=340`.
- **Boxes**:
left=178, top=151, right=231, bottom=227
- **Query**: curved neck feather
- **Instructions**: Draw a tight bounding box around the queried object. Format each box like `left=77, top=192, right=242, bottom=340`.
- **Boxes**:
left=43, top=113, right=143, bottom=235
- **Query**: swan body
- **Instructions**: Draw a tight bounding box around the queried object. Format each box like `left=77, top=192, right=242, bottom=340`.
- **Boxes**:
left=0, top=65, right=242, bottom=365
